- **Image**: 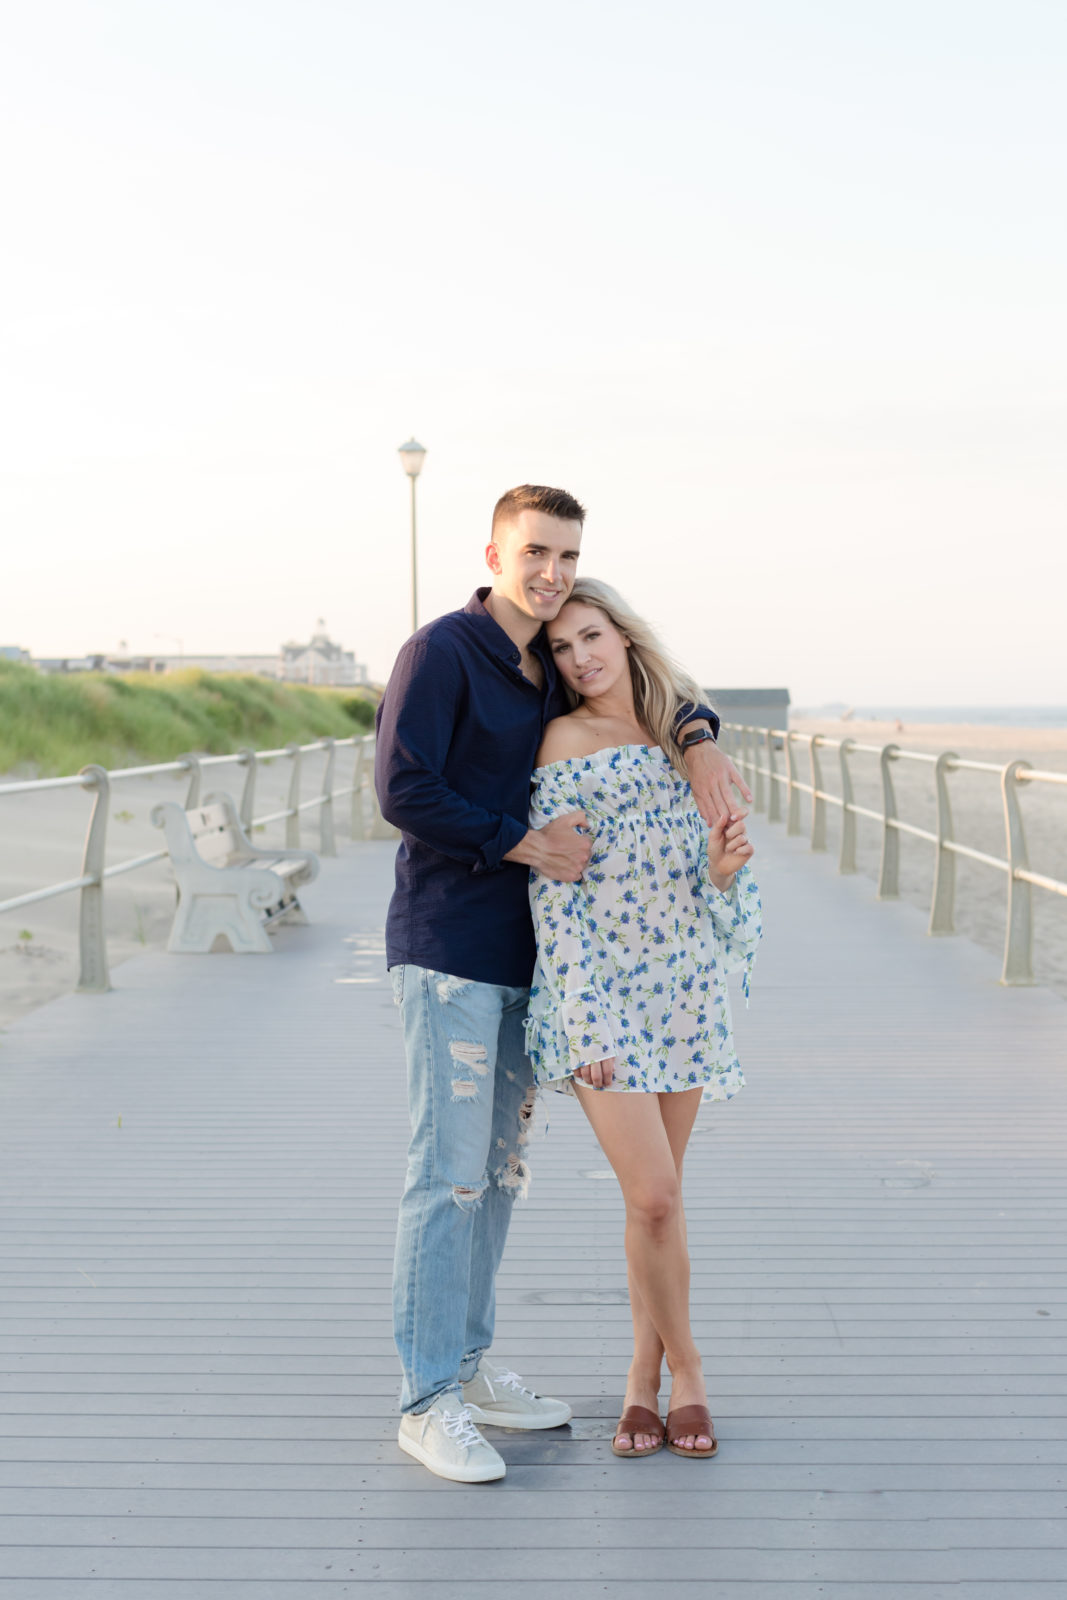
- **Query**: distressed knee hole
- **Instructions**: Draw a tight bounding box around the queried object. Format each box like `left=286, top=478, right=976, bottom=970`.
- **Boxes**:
left=451, top=1179, right=487, bottom=1211
left=449, top=1039, right=490, bottom=1076
left=450, top=1079, right=479, bottom=1101
left=494, top=1152, right=532, bottom=1201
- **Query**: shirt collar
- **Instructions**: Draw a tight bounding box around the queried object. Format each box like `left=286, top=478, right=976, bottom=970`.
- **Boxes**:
left=465, top=587, right=556, bottom=678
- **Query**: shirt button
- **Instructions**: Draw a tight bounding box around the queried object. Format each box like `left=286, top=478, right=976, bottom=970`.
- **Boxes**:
left=512, top=650, right=520, bottom=662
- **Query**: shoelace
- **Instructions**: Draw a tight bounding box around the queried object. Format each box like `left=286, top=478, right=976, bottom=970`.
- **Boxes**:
left=441, top=1405, right=482, bottom=1449
left=492, top=1369, right=536, bottom=1398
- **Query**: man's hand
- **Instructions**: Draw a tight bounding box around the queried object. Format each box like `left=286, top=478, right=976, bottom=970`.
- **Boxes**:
left=504, top=811, right=592, bottom=881
left=573, top=1056, right=616, bottom=1088
left=707, top=811, right=754, bottom=893
left=682, top=734, right=752, bottom=827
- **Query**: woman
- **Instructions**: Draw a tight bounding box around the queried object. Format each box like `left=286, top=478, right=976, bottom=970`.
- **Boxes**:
left=524, top=578, right=761, bottom=1459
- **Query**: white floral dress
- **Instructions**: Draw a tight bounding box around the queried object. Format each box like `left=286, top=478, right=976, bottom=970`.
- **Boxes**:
left=524, top=744, right=762, bottom=1099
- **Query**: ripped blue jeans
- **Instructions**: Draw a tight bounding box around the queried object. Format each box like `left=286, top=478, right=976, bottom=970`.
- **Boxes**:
left=390, top=964, right=536, bottom=1414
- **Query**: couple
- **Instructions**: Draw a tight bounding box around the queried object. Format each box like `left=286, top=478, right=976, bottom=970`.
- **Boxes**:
left=375, top=483, right=761, bottom=1482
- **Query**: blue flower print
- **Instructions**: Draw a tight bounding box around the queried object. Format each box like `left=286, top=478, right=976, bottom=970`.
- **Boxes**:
left=523, top=743, right=761, bottom=1101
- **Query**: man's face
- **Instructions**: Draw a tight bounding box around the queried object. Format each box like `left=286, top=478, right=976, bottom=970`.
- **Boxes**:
left=485, top=509, right=583, bottom=623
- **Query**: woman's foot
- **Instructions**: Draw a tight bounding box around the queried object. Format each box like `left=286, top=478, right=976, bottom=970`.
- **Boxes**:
left=613, top=1372, right=662, bottom=1455
left=666, top=1362, right=713, bottom=1452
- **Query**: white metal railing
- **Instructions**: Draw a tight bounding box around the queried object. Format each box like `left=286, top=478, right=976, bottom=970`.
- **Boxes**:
left=721, top=721, right=1067, bottom=986
left=0, top=734, right=392, bottom=994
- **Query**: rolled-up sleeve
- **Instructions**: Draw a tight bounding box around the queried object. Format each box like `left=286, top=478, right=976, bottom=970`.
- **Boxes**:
left=375, top=635, right=528, bottom=871
left=674, top=700, right=721, bottom=740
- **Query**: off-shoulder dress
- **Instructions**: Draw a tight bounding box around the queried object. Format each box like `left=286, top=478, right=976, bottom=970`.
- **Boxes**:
left=523, top=743, right=762, bottom=1099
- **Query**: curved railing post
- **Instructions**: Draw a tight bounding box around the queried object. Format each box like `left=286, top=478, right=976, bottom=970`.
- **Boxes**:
left=319, top=738, right=337, bottom=857
left=76, top=765, right=111, bottom=994
left=178, top=753, right=202, bottom=809
left=809, top=735, right=826, bottom=852
left=877, top=743, right=900, bottom=899
left=785, top=733, right=801, bottom=836
left=929, top=751, right=959, bottom=935
left=238, top=748, right=257, bottom=831
left=838, top=738, right=857, bottom=874
left=286, top=743, right=302, bottom=847
left=752, top=726, right=766, bottom=814
left=1002, top=759, right=1034, bottom=985
left=766, top=729, right=781, bottom=823
left=351, top=740, right=368, bottom=839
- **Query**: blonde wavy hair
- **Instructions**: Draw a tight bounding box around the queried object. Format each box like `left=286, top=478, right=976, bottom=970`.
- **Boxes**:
left=551, top=577, right=708, bottom=778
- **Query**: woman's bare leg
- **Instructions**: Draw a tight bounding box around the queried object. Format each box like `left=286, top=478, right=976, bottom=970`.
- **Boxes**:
left=654, top=1091, right=712, bottom=1450
left=573, top=1085, right=707, bottom=1452
left=626, top=1090, right=703, bottom=1423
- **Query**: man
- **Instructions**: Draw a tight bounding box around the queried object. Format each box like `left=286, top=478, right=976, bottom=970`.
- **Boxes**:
left=375, top=484, right=749, bottom=1482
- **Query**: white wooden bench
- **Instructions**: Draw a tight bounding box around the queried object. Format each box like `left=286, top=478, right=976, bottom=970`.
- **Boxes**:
left=151, top=791, right=320, bottom=953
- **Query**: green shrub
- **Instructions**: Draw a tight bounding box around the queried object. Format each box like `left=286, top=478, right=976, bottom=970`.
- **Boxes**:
left=0, top=660, right=380, bottom=778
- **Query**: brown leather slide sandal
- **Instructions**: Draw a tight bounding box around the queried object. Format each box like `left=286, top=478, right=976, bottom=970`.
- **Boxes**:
left=611, top=1405, right=664, bottom=1458
left=665, top=1404, right=718, bottom=1458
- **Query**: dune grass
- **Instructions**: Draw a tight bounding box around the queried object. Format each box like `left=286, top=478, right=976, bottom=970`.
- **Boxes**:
left=0, top=661, right=376, bottom=778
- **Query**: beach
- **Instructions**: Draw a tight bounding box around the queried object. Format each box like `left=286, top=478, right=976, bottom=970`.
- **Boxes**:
left=0, top=752, right=357, bottom=1032
left=2, top=720, right=1066, bottom=1031
left=783, top=718, right=1067, bottom=999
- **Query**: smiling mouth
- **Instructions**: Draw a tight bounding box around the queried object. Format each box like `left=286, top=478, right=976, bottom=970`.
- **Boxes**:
left=577, top=666, right=602, bottom=683
left=530, top=588, right=561, bottom=600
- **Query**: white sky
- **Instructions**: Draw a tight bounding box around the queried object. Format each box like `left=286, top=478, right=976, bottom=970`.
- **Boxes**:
left=1, top=0, right=1064, bottom=704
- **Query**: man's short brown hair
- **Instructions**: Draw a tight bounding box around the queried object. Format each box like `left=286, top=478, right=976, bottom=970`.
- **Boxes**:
left=491, top=484, right=586, bottom=542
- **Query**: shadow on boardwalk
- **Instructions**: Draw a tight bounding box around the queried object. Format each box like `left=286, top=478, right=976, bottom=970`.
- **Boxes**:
left=0, top=825, right=1065, bottom=1598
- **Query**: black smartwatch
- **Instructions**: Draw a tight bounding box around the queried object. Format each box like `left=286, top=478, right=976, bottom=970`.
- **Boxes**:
left=680, top=727, right=716, bottom=751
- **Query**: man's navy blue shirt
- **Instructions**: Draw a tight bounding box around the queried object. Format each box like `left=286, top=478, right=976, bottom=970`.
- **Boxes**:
left=375, top=588, right=719, bottom=989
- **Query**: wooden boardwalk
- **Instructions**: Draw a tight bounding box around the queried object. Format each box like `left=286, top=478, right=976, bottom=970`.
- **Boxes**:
left=1, top=824, right=1066, bottom=1597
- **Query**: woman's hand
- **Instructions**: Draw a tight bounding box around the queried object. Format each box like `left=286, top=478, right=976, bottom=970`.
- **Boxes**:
left=573, top=1056, right=616, bottom=1088
left=707, top=811, right=754, bottom=892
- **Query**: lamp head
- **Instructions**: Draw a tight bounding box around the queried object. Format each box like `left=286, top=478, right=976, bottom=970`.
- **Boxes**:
left=398, top=438, right=427, bottom=478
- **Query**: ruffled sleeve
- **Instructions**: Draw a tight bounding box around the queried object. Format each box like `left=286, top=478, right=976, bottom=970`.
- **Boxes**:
left=693, top=850, right=762, bottom=1002
left=524, top=764, right=622, bottom=1076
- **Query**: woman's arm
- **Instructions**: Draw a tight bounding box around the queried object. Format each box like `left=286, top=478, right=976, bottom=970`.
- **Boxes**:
left=688, top=816, right=762, bottom=998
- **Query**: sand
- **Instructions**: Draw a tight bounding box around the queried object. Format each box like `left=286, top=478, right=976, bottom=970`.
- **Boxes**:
left=2, top=721, right=1066, bottom=1031
left=0, top=752, right=356, bottom=1032
left=780, top=718, right=1067, bottom=998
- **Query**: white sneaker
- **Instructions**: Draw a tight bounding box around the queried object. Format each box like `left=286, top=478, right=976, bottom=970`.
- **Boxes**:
left=462, top=1357, right=573, bottom=1430
left=397, top=1392, right=506, bottom=1482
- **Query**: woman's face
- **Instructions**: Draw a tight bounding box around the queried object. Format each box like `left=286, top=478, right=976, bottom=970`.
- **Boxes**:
left=547, top=601, right=630, bottom=700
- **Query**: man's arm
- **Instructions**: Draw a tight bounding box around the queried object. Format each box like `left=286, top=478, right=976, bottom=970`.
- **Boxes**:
left=374, top=635, right=590, bottom=882
left=504, top=821, right=590, bottom=880
left=375, top=636, right=526, bottom=872
left=673, top=703, right=753, bottom=827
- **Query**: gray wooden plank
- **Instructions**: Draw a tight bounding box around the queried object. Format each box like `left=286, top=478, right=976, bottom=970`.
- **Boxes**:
left=0, top=1546, right=1063, bottom=1582
left=2, top=1515, right=1066, bottom=1550
left=0, top=1584, right=1038, bottom=1600
left=0, top=827, right=1065, bottom=1596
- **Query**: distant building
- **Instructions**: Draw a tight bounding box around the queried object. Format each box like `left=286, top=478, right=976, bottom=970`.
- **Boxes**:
left=34, top=655, right=103, bottom=674
left=30, top=623, right=369, bottom=687
left=36, top=653, right=160, bottom=675
left=0, top=646, right=32, bottom=665
left=146, top=654, right=280, bottom=676
left=704, top=688, right=791, bottom=736
left=279, top=621, right=368, bottom=687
